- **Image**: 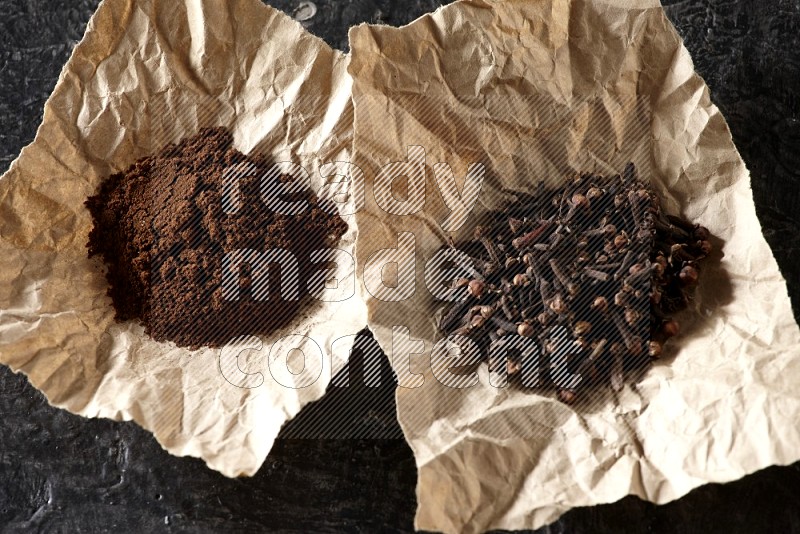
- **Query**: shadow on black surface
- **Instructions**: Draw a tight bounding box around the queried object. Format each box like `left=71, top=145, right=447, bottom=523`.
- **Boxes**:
left=280, top=328, right=404, bottom=439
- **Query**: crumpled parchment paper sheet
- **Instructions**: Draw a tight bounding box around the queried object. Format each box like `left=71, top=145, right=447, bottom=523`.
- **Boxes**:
left=347, top=0, right=800, bottom=531
left=0, top=0, right=366, bottom=477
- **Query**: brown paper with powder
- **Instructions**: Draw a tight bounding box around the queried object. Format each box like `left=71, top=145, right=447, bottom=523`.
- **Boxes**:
left=0, top=0, right=367, bottom=477
left=347, top=0, right=800, bottom=532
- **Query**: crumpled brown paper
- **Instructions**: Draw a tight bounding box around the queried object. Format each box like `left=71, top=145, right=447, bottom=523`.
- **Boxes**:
left=347, top=0, right=800, bottom=532
left=0, top=0, right=366, bottom=477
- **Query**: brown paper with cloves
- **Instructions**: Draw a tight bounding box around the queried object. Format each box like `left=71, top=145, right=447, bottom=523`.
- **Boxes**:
left=1, top=0, right=799, bottom=532
left=347, top=0, right=800, bottom=532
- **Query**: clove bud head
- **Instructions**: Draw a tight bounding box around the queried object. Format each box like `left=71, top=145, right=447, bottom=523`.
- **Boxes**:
left=591, top=296, right=609, bottom=313
left=573, top=321, right=592, bottom=336
left=586, top=186, right=603, bottom=200
left=548, top=294, right=568, bottom=314
left=571, top=193, right=590, bottom=209
left=558, top=389, right=577, bottom=404
left=512, top=273, right=529, bottom=286
left=679, top=265, right=698, bottom=285
left=522, top=252, right=536, bottom=266
left=649, top=340, right=663, bottom=359
left=517, top=322, right=535, bottom=338
left=661, top=319, right=680, bottom=338
left=467, top=279, right=485, bottom=298
left=624, top=308, right=641, bottom=326
left=452, top=277, right=470, bottom=289
left=480, top=305, right=495, bottom=319
left=693, top=225, right=710, bottom=241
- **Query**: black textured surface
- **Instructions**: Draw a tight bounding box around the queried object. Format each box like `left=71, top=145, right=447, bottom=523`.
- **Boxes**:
left=1, top=0, right=799, bottom=532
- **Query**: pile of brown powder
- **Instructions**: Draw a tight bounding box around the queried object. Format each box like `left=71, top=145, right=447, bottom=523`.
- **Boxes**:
left=86, top=127, right=348, bottom=348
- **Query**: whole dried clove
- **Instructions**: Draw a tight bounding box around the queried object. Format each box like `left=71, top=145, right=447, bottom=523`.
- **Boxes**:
left=475, top=227, right=502, bottom=265
left=584, top=268, right=611, bottom=282
left=512, top=222, right=552, bottom=250
left=549, top=259, right=571, bottom=288
left=490, top=316, right=518, bottom=333
left=614, top=250, right=635, bottom=280
left=439, top=297, right=475, bottom=332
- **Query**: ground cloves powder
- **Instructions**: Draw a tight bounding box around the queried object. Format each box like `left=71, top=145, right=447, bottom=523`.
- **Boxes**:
left=86, top=127, right=347, bottom=348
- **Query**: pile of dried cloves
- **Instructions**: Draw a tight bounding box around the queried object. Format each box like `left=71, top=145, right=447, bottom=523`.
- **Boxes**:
left=437, top=163, right=714, bottom=403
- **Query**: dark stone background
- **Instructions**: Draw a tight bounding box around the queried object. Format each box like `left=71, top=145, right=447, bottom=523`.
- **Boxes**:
left=1, top=0, right=799, bottom=532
